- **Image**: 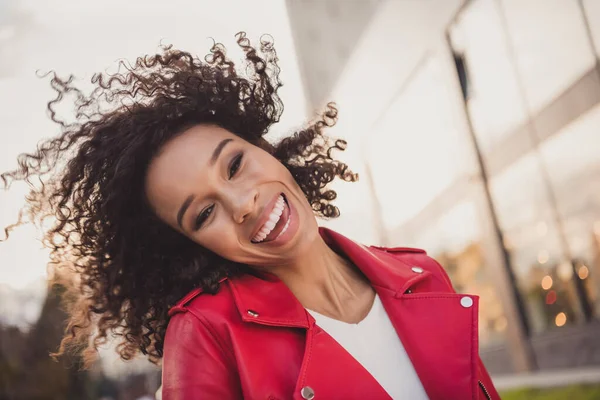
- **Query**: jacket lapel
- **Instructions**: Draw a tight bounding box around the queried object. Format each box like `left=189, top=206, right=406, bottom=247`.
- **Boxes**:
left=228, top=271, right=309, bottom=329
left=320, top=228, right=480, bottom=399
left=380, top=292, right=480, bottom=399
left=292, top=321, right=393, bottom=399
left=228, top=269, right=393, bottom=398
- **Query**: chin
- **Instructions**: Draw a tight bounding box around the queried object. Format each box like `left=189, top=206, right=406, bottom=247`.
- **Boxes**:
left=292, top=218, right=320, bottom=250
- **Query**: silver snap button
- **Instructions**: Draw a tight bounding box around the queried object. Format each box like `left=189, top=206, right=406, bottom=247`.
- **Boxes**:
left=411, top=267, right=424, bottom=274
left=247, top=310, right=259, bottom=317
left=300, top=386, right=315, bottom=399
left=405, top=289, right=413, bottom=294
left=460, top=297, right=473, bottom=308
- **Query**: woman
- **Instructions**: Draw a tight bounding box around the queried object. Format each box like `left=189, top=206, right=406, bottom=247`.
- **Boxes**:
left=1, top=33, right=500, bottom=399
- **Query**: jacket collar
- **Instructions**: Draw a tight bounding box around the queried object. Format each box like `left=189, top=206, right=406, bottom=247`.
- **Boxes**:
left=319, top=227, right=431, bottom=295
left=227, top=227, right=432, bottom=328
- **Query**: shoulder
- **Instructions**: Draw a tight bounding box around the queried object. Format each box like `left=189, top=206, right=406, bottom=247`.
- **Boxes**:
left=167, top=280, right=240, bottom=340
left=165, top=280, right=239, bottom=353
left=369, top=245, right=454, bottom=289
left=162, top=283, right=242, bottom=398
left=168, top=278, right=234, bottom=318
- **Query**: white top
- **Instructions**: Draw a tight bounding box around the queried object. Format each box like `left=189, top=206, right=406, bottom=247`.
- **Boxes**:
left=307, top=295, right=429, bottom=400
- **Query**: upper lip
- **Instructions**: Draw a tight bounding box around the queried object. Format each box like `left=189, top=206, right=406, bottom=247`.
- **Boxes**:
left=250, top=192, right=284, bottom=241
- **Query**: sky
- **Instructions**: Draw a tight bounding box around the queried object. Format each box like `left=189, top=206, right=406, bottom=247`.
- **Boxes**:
left=0, top=0, right=308, bottom=290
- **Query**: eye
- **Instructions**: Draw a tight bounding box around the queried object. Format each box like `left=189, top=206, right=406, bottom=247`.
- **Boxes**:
left=193, top=204, right=214, bottom=231
left=228, top=152, right=243, bottom=179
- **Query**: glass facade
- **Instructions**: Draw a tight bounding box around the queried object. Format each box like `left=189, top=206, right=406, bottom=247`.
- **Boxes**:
left=499, top=0, right=595, bottom=115
left=583, top=0, right=600, bottom=58
left=448, top=0, right=529, bottom=154
left=490, top=153, right=582, bottom=332
left=443, top=0, right=600, bottom=344
left=540, top=104, right=600, bottom=318
left=366, top=56, right=474, bottom=230
left=357, top=0, right=600, bottom=367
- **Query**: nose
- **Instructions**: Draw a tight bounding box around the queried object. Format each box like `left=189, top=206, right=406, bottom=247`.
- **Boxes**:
left=231, top=188, right=259, bottom=224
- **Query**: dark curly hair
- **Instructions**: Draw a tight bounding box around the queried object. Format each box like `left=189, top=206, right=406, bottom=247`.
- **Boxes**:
left=0, top=32, right=357, bottom=367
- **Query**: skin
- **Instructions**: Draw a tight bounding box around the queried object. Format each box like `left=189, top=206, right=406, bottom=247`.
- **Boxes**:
left=145, top=124, right=375, bottom=323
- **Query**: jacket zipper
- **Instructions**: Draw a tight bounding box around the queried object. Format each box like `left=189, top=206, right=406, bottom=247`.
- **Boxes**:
left=478, top=380, right=491, bottom=400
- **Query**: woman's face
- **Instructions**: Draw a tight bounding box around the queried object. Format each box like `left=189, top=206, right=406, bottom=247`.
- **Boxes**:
left=145, top=124, right=319, bottom=268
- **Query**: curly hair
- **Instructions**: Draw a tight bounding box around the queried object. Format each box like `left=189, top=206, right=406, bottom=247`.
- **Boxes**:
left=0, top=32, right=357, bottom=367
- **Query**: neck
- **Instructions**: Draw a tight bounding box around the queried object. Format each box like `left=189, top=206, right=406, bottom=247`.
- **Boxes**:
left=269, top=234, right=374, bottom=322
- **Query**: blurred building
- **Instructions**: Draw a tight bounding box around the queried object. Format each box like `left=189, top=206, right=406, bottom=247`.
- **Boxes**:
left=285, top=0, right=380, bottom=109
left=288, top=0, right=600, bottom=375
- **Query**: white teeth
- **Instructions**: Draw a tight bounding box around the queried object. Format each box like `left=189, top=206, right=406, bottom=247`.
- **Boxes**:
left=264, top=220, right=276, bottom=231
left=271, top=205, right=283, bottom=218
left=252, top=195, right=288, bottom=243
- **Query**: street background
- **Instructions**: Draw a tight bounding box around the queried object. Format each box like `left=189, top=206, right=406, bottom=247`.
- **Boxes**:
left=1, top=0, right=600, bottom=398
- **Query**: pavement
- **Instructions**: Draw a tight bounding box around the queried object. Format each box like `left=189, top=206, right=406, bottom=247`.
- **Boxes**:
left=493, top=366, right=600, bottom=391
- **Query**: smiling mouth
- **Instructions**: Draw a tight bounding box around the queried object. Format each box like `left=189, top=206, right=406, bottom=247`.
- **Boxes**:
left=251, top=193, right=291, bottom=244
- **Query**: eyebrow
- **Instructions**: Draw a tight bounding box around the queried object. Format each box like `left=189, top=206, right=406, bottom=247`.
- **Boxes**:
left=176, top=138, right=233, bottom=229
left=177, top=194, right=194, bottom=230
left=210, top=138, right=233, bottom=166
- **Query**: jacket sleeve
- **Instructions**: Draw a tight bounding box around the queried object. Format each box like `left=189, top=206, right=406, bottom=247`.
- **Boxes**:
left=430, top=257, right=502, bottom=400
left=161, top=310, right=243, bottom=400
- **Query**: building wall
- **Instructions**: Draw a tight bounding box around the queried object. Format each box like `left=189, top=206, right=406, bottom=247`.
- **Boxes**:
left=289, top=0, right=600, bottom=374
left=285, top=0, right=379, bottom=111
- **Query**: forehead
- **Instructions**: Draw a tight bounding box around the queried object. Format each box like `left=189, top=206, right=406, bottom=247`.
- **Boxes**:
left=159, top=124, right=237, bottom=164
left=144, top=124, right=238, bottom=213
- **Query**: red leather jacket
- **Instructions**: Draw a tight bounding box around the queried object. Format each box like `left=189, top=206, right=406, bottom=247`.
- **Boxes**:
left=162, top=228, right=501, bottom=400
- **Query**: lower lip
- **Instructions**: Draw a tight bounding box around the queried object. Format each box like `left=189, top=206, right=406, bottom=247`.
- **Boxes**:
left=258, top=195, right=299, bottom=247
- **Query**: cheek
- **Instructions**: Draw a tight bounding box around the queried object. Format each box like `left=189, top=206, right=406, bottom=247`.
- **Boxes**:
left=191, top=219, right=244, bottom=260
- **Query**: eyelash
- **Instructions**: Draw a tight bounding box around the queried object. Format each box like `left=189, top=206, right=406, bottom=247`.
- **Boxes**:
left=228, top=152, right=243, bottom=179
left=193, top=152, right=244, bottom=231
left=194, top=204, right=214, bottom=231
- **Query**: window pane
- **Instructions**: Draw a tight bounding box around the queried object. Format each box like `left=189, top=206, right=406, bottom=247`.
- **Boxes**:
left=583, top=0, right=600, bottom=59
left=500, top=0, right=595, bottom=115
left=449, top=0, right=529, bottom=153
left=490, top=153, right=582, bottom=333
left=367, top=57, right=472, bottom=229
left=540, top=104, right=600, bottom=318
left=411, top=201, right=508, bottom=347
